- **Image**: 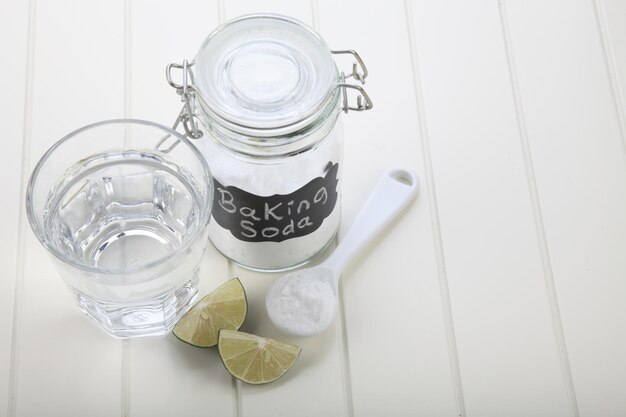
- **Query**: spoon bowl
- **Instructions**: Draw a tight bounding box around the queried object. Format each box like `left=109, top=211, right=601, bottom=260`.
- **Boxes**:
left=266, top=266, right=338, bottom=336
left=266, top=168, right=420, bottom=336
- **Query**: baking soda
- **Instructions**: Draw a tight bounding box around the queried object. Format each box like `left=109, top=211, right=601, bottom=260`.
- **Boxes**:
left=198, top=118, right=343, bottom=271
left=266, top=269, right=338, bottom=335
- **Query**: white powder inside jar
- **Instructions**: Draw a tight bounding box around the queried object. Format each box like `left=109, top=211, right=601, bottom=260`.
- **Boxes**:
left=208, top=209, right=340, bottom=270
left=266, top=269, right=338, bottom=335
left=199, top=119, right=344, bottom=270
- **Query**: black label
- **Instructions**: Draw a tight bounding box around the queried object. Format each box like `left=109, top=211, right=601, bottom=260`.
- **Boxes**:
left=211, top=163, right=339, bottom=243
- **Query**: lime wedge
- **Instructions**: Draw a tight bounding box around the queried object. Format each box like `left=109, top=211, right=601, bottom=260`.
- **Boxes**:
left=218, top=330, right=301, bottom=384
left=173, top=278, right=247, bottom=347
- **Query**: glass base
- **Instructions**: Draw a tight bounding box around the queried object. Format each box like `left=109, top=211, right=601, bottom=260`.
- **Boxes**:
left=69, top=271, right=199, bottom=339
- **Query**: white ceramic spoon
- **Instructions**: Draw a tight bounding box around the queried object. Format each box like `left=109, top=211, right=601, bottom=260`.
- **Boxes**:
left=266, top=168, right=420, bottom=336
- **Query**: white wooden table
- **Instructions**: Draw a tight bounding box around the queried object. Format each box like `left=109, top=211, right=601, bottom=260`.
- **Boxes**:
left=2, top=0, right=625, bottom=416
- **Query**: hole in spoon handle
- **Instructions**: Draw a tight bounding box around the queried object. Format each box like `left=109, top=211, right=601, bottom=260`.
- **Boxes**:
left=323, top=168, right=420, bottom=273
left=389, top=169, right=419, bottom=187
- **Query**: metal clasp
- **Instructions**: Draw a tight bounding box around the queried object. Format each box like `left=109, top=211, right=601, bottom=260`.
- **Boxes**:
left=331, top=50, right=373, bottom=113
left=160, top=50, right=372, bottom=153
left=158, top=59, right=203, bottom=153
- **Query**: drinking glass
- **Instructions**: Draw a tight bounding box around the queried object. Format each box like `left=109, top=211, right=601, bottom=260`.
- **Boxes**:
left=26, top=119, right=213, bottom=338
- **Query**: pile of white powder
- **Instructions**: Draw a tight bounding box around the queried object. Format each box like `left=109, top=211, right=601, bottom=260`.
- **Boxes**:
left=266, top=269, right=338, bottom=335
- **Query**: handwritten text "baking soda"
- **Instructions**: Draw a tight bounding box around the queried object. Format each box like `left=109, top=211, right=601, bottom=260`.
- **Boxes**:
left=211, top=163, right=339, bottom=243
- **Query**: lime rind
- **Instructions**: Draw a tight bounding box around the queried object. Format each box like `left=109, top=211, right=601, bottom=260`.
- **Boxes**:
left=173, top=278, right=248, bottom=348
left=218, top=330, right=302, bottom=385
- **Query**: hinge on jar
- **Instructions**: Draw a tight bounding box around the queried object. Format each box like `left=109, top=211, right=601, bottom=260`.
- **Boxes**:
left=157, top=60, right=203, bottom=153
left=331, top=50, right=373, bottom=113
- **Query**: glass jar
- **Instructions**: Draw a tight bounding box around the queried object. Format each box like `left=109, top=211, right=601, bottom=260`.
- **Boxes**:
left=164, top=14, right=372, bottom=271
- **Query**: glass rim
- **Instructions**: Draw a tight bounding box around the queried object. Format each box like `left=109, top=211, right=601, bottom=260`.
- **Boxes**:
left=26, top=118, right=213, bottom=276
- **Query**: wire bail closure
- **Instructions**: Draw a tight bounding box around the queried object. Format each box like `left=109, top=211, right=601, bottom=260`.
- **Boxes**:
left=156, top=60, right=203, bottom=153
left=167, top=60, right=203, bottom=139
left=159, top=49, right=372, bottom=152
left=331, top=50, right=373, bottom=113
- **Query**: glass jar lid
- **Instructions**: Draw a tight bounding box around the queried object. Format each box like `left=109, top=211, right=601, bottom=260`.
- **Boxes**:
left=194, top=14, right=337, bottom=134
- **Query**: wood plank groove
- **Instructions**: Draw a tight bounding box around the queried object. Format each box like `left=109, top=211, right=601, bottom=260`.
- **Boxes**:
left=504, top=0, right=626, bottom=415
left=336, top=285, right=355, bottom=417
left=408, top=0, right=573, bottom=415
left=127, top=1, right=233, bottom=416
left=308, top=1, right=354, bottom=414
left=1, top=0, right=33, bottom=414
left=498, top=2, right=580, bottom=415
left=601, top=0, right=626, bottom=153
left=593, top=0, right=626, bottom=152
left=310, top=0, right=320, bottom=31
left=223, top=2, right=347, bottom=416
left=14, top=1, right=127, bottom=416
left=317, top=0, right=458, bottom=415
left=403, top=1, right=466, bottom=415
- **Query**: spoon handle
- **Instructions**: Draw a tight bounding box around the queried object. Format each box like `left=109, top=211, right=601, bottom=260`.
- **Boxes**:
left=322, top=168, right=420, bottom=276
